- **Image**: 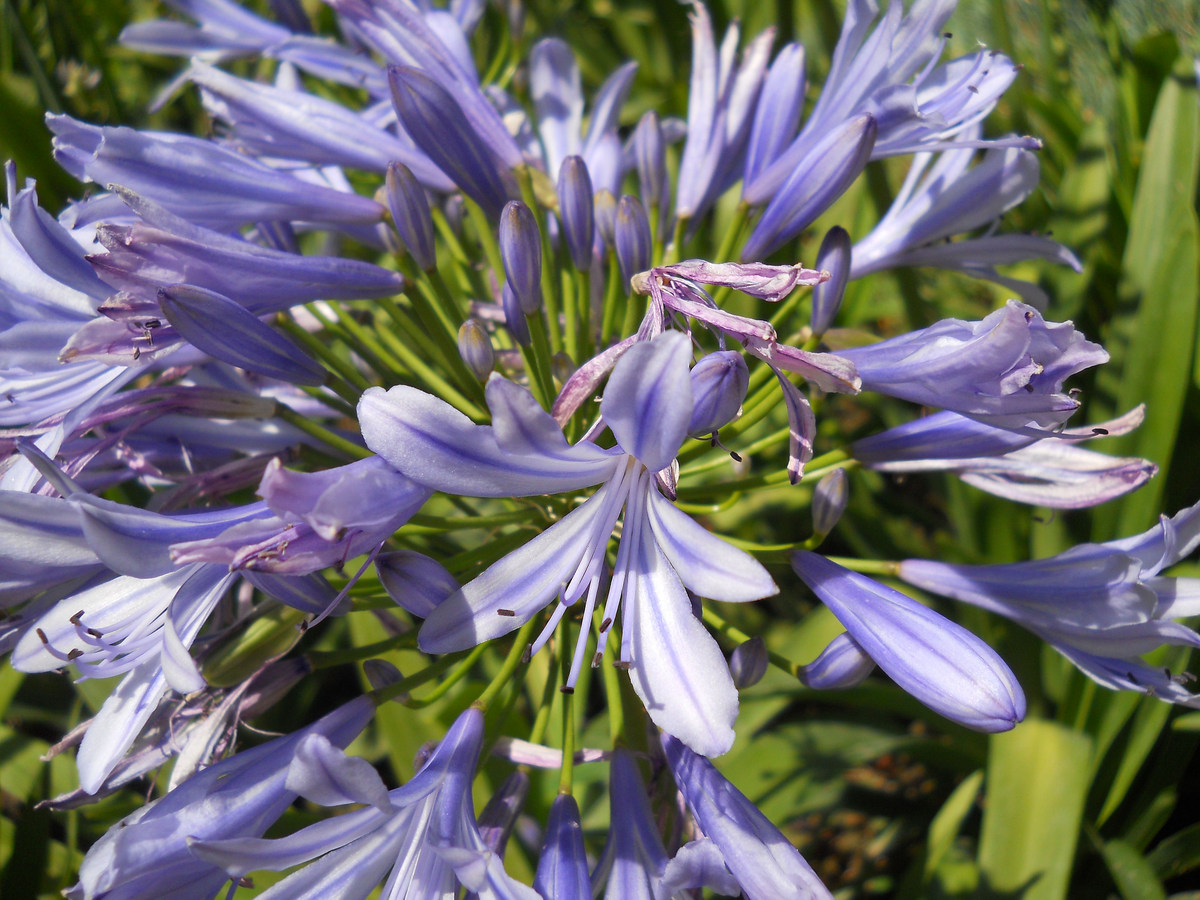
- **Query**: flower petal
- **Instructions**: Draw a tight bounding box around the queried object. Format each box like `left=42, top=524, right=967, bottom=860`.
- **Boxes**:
left=419, top=494, right=612, bottom=652
left=601, top=331, right=692, bottom=472
left=359, top=384, right=619, bottom=497
left=645, top=488, right=777, bottom=602
left=624, top=513, right=738, bottom=757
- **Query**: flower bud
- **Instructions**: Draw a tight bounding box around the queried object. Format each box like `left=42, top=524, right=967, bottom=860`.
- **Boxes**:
left=792, top=551, right=1026, bottom=732
left=457, top=318, right=495, bottom=380
left=502, top=281, right=530, bottom=345
left=499, top=200, right=543, bottom=314
left=477, top=770, right=530, bottom=856
left=633, top=111, right=666, bottom=209
left=558, top=156, right=594, bottom=271
left=797, top=632, right=875, bottom=689
left=810, top=225, right=850, bottom=335
left=811, top=467, right=848, bottom=536
left=594, top=189, right=617, bottom=247
left=362, top=659, right=404, bottom=692
left=385, top=161, right=436, bottom=271
left=376, top=550, right=461, bottom=617
left=730, top=636, right=768, bottom=688
left=615, top=194, right=651, bottom=287
left=687, top=350, right=749, bottom=437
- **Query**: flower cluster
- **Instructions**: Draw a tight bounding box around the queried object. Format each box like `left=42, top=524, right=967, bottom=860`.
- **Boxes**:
left=2, top=0, right=1196, bottom=896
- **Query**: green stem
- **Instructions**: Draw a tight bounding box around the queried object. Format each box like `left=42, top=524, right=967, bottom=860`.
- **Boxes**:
left=526, top=312, right=558, bottom=409
left=275, top=407, right=371, bottom=460
left=408, top=642, right=490, bottom=707
left=477, top=618, right=539, bottom=711
left=701, top=606, right=803, bottom=679
left=558, top=620, right=576, bottom=794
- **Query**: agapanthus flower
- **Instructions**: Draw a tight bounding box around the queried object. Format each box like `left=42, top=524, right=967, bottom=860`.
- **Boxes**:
left=898, top=501, right=1200, bottom=704
left=190, top=707, right=538, bottom=899
left=360, top=332, right=777, bottom=755
left=848, top=131, right=1081, bottom=305
left=592, top=746, right=746, bottom=898
left=792, top=550, right=1026, bottom=731
left=66, top=695, right=375, bottom=900
left=661, top=733, right=834, bottom=899
left=13, top=563, right=236, bottom=793
left=852, top=407, right=1155, bottom=507
left=836, top=299, right=1108, bottom=432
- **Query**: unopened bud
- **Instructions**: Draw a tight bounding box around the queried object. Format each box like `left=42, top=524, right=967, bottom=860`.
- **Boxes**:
left=477, top=770, right=530, bottom=855
left=457, top=318, right=495, bottom=380
left=797, top=632, right=875, bottom=689
left=594, top=190, right=617, bottom=247
left=501, top=281, right=531, bottom=346
left=499, top=200, right=543, bottom=314
left=730, top=636, right=768, bottom=688
left=633, top=111, right=666, bottom=209
left=376, top=550, right=461, bottom=617
left=688, top=350, right=749, bottom=437
left=615, top=195, right=651, bottom=287
left=810, top=225, right=850, bottom=335
left=558, top=156, right=594, bottom=271
left=812, top=468, right=848, bottom=536
left=386, top=162, right=436, bottom=270
left=362, top=659, right=404, bottom=692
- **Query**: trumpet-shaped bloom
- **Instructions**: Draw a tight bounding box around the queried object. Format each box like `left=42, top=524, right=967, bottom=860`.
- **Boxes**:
left=898, top=501, right=1200, bottom=704
left=837, top=300, right=1107, bottom=432
left=852, top=407, right=1156, bottom=507
left=66, top=696, right=375, bottom=900
left=661, top=734, right=833, bottom=900
left=191, top=707, right=538, bottom=900
left=359, top=332, right=777, bottom=756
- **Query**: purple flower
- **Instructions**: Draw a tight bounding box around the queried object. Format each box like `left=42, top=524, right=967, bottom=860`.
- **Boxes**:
left=837, top=300, right=1107, bottom=432
left=190, top=707, right=538, bottom=899
left=13, top=563, right=236, bottom=792
left=661, top=733, right=833, bottom=899
left=898, top=501, right=1200, bottom=704
left=66, top=696, right=375, bottom=900
left=359, top=332, right=777, bottom=755
left=48, top=115, right=383, bottom=231
left=675, top=2, right=775, bottom=223
left=792, top=551, right=1026, bottom=731
left=535, top=795, right=591, bottom=899
left=852, top=409, right=1156, bottom=508
left=849, top=134, right=1080, bottom=305
left=529, top=38, right=637, bottom=196
left=188, top=61, right=451, bottom=186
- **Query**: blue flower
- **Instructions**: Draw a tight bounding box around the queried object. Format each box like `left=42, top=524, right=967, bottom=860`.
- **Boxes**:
left=662, top=733, right=834, bottom=899
left=837, top=300, right=1108, bottom=432
left=792, top=550, right=1026, bottom=731
left=359, top=332, right=777, bottom=755
left=898, top=501, right=1200, bottom=704
left=190, top=707, right=538, bottom=899
left=66, top=695, right=374, bottom=900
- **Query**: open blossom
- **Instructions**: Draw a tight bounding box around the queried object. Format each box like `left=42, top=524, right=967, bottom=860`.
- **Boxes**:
left=67, top=696, right=375, bottom=900
left=898, top=501, right=1200, bottom=704
left=837, top=299, right=1108, bottom=432
left=359, top=332, right=777, bottom=756
left=190, top=707, right=537, bottom=899
left=662, top=734, right=833, bottom=900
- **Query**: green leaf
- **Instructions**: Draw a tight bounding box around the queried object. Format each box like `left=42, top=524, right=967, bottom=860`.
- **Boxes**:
left=1098, top=838, right=1167, bottom=900
left=1092, top=53, right=1200, bottom=538
left=1148, top=822, right=1200, bottom=881
left=1096, top=660, right=1181, bottom=824
left=978, top=719, right=1092, bottom=900
left=924, top=769, right=984, bottom=882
